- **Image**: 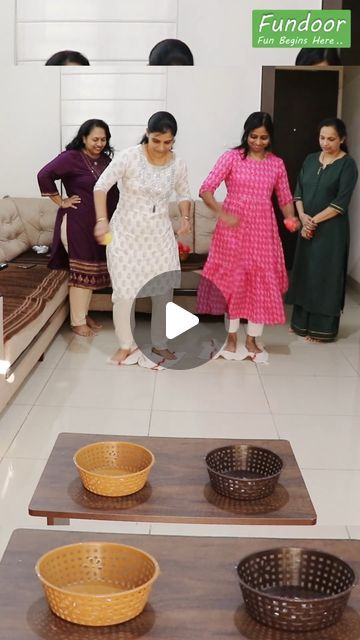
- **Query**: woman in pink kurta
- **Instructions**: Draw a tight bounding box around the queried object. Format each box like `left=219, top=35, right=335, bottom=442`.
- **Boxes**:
left=197, top=112, right=298, bottom=360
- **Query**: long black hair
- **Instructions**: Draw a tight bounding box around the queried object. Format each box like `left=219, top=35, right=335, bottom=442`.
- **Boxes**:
left=140, top=111, right=178, bottom=144
left=234, top=111, right=274, bottom=157
left=295, top=48, right=341, bottom=66
left=149, top=39, right=194, bottom=65
left=318, top=117, right=348, bottom=152
left=66, top=119, right=114, bottom=157
left=45, top=50, right=90, bottom=65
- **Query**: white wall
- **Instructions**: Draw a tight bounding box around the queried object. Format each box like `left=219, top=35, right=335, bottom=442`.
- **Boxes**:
left=11, top=0, right=322, bottom=66
left=178, top=0, right=322, bottom=66
left=0, top=65, right=262, bottom=198
left=0, top=67, right=60, bottom=197
left=342, top=68, right=360, bottom=285
left=166, top=66, right=261, bottom=197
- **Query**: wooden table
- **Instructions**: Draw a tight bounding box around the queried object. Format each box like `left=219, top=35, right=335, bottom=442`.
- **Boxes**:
left=29, top=433, right=316, bottom=526
left=1, top=529, right=359, bottom=639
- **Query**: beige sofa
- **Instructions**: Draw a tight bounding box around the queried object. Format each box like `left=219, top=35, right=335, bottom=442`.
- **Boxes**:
left=0, top=197, right=69, bottom=412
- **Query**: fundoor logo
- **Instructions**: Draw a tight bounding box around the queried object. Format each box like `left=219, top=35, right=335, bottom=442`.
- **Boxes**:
left=252, top=10, right=351, bottom=48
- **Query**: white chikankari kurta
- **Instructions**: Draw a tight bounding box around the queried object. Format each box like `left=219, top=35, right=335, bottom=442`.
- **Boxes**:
left=94, top=145, right=191, bottom=299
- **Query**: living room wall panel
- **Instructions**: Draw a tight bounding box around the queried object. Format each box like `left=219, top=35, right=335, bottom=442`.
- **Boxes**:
left=17, top=22, right=176, bottom=64
left=61, top=71, right=166, bottom=102
left=16, top=0, right=178, bottom=22
left=13, top=0, right=322, bottom=65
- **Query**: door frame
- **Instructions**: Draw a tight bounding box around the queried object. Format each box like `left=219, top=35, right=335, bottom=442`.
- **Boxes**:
left=322, top=0, right=342, bottom=8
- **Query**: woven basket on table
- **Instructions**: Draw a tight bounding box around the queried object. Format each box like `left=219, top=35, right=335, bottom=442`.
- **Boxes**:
left=36, top=542, right=160, bottom=626
left=237, top=546, right=355, bottom=632
left=205, top=445, right=283, bottom=501
left=73, top=441, right=155, bottom=497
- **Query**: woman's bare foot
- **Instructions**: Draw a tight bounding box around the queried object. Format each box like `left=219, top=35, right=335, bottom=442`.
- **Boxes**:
left=86, top=315, right=102, bottom=331
left=152, top=347, right=177, bottom=360
left=224, top=332, right=237, bottom=352
left=72, top=324, right=96, bottom=337
left=246, top=336, right=263, bottom=354
left=109, top=348, right=132, bottom=364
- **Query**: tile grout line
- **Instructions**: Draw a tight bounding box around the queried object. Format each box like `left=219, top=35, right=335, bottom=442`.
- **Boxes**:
left=147, top=370, right=158, bottom=436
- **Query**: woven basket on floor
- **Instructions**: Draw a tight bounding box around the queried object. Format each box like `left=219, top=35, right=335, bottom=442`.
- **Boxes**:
left=36, top=542, right=160, bottom=626
left=237, top=546, right=355, bottom=632
left=205, top=445, right=283, bottom=501
left=73, top=441, right=155, bottom=497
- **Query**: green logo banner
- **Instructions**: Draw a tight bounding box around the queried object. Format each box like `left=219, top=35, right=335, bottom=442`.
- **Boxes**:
left=252, top=10, right=351, bottom=48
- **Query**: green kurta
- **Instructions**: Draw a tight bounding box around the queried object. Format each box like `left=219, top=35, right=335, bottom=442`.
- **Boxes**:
left=287, top=152, right=358, bottom=327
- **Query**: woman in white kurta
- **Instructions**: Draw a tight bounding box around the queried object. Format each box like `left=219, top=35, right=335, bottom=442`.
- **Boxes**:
left=94, top=111, right=192, bottom=364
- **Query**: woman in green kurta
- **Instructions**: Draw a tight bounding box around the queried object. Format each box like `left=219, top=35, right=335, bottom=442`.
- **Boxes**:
left=287, top=117, right=358, bottom=341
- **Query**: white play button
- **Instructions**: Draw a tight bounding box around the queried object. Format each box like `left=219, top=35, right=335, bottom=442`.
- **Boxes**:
left=165, top=302, right=199, bottom=339
left=132, top=270, right=227, bottom=370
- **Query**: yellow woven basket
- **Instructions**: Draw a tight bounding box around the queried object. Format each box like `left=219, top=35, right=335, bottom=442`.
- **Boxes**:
left=35, top=542, right=160, bottom=626
left=73, top=441, right=155, bottom=497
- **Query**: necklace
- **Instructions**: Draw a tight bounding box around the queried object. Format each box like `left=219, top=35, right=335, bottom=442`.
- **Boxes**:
left=144, top=145, right=172, bottom=167
left=139, top=146, right=175, bottom=213
left=81, top=151, right=104, bottom=180
left=317, top=151, right=344, bottom=175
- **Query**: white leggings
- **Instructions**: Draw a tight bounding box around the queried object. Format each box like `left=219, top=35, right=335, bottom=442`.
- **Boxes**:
left=227, top=317, right=264, bottom=337
left=113, top=291, right=172, bottom=350
left=61, top=214, right=93, bottom=327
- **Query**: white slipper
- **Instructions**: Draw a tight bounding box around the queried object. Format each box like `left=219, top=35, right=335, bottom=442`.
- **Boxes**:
left=250, top=349, right=269, bottom=364
left=106, top=348, right=140, bottom=366
left=214, top=345, right=250, bottom=361
left=137, top=353, right=164, bottom=370
left=122, top=348, right=142, bottom=365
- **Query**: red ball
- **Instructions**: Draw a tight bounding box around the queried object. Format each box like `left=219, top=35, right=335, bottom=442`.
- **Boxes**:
left=284, top=218, right=298, bottom=232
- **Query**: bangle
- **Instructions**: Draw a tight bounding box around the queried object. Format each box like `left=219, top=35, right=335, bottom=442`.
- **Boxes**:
left=96, top=217, right=107, bottom=222
left=182, top=216, right=191, bottom=221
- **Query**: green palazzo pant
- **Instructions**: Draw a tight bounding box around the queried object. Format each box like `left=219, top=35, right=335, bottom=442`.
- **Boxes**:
left=291, top=304, right=340, bottom=341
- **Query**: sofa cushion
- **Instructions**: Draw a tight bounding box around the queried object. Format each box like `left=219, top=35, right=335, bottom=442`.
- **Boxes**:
left=1, top=264, right=68, bottom=343
left=194, top=200, right=217, bottom=254
left=0, top=198, right=29, bottom=262
left=0, top=264, right=67, bottom=302
left=13, top=197, right=57, bottom=247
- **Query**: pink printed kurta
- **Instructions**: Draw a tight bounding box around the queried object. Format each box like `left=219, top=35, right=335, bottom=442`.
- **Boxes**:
left=197, top=149, right=293, bottom=324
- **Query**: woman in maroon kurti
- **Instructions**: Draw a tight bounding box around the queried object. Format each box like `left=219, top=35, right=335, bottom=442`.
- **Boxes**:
left=38, top=119, right=118, bottom=336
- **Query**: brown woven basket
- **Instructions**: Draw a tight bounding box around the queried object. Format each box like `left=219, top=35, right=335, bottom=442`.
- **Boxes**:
left=36, top=542, right=160, bottom=626
left=205, top=445, right=283, bottom=501
left=73, top=441, right=155, bottom=497
left=237, top=546, right=355, bottom=632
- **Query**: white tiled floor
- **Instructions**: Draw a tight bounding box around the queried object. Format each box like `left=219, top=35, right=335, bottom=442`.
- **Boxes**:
left=1, top=294, right=360, bottom=559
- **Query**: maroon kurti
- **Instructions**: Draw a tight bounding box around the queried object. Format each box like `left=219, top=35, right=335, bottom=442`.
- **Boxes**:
left=37, top=149, right=119, bottom=289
